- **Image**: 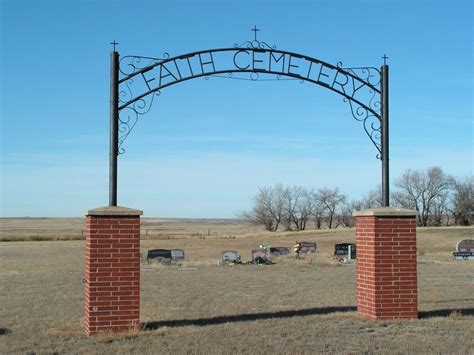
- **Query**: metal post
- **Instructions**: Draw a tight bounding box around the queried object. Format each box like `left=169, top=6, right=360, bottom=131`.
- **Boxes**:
left=381, top=64, right=389, bottom=206
left=109, top=51, right=119, bottom=206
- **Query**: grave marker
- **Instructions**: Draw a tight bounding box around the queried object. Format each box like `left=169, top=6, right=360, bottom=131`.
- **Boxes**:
left=348, top=244, right=356, bottom=260
left=453, top=239, right=474, bottom=260
left=270, top=247, right=291, bottom=256
left=171, top=249, right=185, bottom=260
left=453, top=252, right=474, bottom=261
left=335, top=243, right=356, bottom=259
left=147, top=249, right=172, bottom=263
left=299, top=242, right=316, bottom=253
left=222, top=250, right=241, bottom=263
left=251, top=249, right=268, bottom=261
left=456, top=239, right=474, bottom=252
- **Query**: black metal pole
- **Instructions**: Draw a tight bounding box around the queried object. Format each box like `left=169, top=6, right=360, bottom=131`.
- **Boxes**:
left=381, top=64, right=389, bottom=207
left=109, top=51, right=119, bottom=206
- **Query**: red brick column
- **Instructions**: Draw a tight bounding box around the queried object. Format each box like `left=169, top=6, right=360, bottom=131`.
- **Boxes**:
left=354, top=207, right=418, bottom=320
left=84, top=206, right=142, bottom=335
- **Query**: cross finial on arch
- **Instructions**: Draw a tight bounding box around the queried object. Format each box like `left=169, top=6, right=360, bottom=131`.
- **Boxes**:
left=251, top=25, right=260, bottom=41
left=110, top=40, right=119, bottom=52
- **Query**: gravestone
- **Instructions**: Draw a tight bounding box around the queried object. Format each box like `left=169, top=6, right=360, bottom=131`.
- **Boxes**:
left=222, top=250, right=241, bottom=263
left=348, top=244, right=356, bottom=260
left=456, top=239, right=474, bottom=252
left=299, top=242, right=316, bottom=253
left=252, top=249, right=268, bottom=261
left=270, top=247, right=291, bottom=256
left=147, top=249, right=172, bottom=263
left=453, top=239, right=474, bottom=260
left=335, top=243, right=356, bottom=259
left=171, top=249, right=185, bottom=260
left=335, top=243, right=350, bottom=255
left=453, top=252, right=474, bottom=260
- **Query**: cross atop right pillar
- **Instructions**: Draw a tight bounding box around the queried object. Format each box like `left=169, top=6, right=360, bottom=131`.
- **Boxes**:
left=354, top=207, right=418, bottom=319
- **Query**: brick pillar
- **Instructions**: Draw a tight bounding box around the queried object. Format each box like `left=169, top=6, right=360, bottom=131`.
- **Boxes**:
left=84, top=206, right=142, bottom=335
left=354, top=207, right=418, bottom=320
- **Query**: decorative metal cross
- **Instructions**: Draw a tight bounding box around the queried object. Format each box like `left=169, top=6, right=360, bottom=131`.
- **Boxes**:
left=382, top=54, right=388, bottom=65
left=251, top=25, right=260, bottom=41
left=110, top=40, right=119, bottom=51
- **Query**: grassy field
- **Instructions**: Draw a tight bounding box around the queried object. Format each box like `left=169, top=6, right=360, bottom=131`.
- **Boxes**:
left=0, top=218, right=473, bottom=354
left=0, top=217, right=258, bottom=241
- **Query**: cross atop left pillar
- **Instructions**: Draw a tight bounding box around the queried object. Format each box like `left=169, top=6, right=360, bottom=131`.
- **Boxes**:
left=84, top=206, right=143, bottom=335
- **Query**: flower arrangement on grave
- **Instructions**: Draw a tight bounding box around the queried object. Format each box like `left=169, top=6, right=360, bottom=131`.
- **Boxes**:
left=259, top=243, right=270, bottom=251
left=293, top=241, right=302, bottom=258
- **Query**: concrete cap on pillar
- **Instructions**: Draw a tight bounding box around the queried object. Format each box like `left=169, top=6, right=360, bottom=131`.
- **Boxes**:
left=86, top=206, right=143, bottom=217
left=353, top=206, right=417, bottom=217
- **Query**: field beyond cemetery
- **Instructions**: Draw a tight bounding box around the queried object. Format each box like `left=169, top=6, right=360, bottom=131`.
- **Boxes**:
left=0, top=218, right=473, bottom=354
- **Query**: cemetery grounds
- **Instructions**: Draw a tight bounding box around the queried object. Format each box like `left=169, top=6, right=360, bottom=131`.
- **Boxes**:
left=0, top=218, right=473, bottom=354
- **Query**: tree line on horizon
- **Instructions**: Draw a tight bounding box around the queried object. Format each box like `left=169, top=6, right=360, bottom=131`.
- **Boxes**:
left=241, top=166, right=473, bottom=231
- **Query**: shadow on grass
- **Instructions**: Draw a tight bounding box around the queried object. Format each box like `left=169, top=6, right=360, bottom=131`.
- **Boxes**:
left=419, top=308, right=474, bottom=318
left=0, top=328, right=10, bottom=335
left=142, top=306, right=357, bottom=330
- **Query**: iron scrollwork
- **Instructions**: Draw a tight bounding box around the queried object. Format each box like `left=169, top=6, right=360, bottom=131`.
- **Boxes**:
left=343, top=93, right=382, bottom=158
left=233, top=39, right=276, bottom=50
left=234, top=25, right=276, bottom=50
left=118, top=91, right=159, bottom=153
left=118, top=55, right=169, bottom=152
left=337, top=62, right=382, bottom=158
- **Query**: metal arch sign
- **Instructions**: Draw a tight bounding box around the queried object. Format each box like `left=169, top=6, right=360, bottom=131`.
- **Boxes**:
left=118, top=48, right=383, bottom=150
left=108, top=28, right=389, bottom=207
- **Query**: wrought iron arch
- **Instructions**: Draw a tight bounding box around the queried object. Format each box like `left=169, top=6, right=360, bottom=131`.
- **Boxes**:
left=107, top=29, right=390, bottom=207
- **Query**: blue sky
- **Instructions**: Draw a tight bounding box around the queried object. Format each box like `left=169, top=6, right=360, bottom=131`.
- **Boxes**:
left=1, top=0, right=472, bottom=217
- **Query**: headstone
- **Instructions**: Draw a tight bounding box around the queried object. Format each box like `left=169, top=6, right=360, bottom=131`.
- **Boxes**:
left=335, top=243, right=356, bottom=259
left=335, top=243, right=350, bottom=255
left=456, top=239, right=474, bottom=252
left=348, top=244, right=356, bottom=260
left=270, top=247, right=291, bottom=256
left=171, top=249, right=185, bottom=260
left=453, top=252, right=474, bottom=261
left=299, top=242, right=316, bottom=253
left=147, top=249, right=172, bottom=263
left=251, top=249, right=268, bottom=261
left=453, top=240, right=474, bottom=260
left=222, top=250, right=241, bottom=263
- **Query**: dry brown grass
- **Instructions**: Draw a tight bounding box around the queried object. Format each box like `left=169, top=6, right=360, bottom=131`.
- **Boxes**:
left=0, top=218, right=473, bottom=354
left=0, top=217, right=347, bottom=241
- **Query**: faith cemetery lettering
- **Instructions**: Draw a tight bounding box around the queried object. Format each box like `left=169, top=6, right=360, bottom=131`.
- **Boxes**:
left=120, top=48, right=379, bottom=117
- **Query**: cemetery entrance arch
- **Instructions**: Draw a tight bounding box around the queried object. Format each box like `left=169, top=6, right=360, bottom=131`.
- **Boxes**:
left=108, top=27, right=390, bottom=207
left=84, top=29, right=421, bottom=337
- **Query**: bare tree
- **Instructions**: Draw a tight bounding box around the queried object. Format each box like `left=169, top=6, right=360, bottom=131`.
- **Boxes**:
left=316, top=187, right=347, bottom=229
left=243, top=184, right=287, bottom=231
left=392, top=167, right=453, bottom=226
left=429, top=190, right=451, bottom=226
left=282, top=186, right=297, bottom=231
left=241, top=206, right=275, bottom=232
left=280, top=186, right=317, bottom=231
left=313, top=197, right=325, bottom=230
left=243, top=168, right=465, bottom=231
left=450, top=176, right=474, bottom=226
left=335, top=201, right=355, bottom=228
left=292, top=187, right=316, bottom=231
